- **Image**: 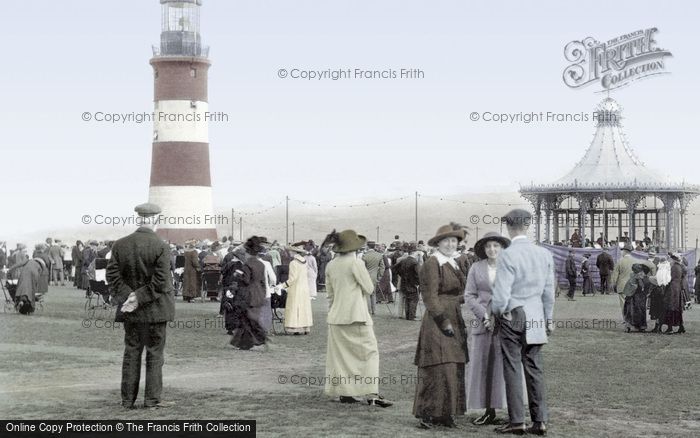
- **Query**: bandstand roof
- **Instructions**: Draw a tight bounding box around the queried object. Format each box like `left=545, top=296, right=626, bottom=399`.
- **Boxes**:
left=520, top=98, right=699, bottom=194
left=554, top=98, right=664, bottom=187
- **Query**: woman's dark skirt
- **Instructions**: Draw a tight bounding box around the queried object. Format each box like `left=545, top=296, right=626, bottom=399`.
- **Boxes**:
left=230, top=304, right=267, bottom=350
left=413, top=362, right=466, bottom=420
left=623, top=289, right=647, bottom=330
left=663, top=294, right=684, bottom=327
left=648, top=285, right=665, bottom=320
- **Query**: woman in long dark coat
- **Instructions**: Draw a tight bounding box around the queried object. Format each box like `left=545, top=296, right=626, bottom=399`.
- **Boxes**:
left=72, top=241, right=84, bottom=288
left=622, top=264, right=649, bottom=332
left=648, top=257, right=669, bottom=333
left=182, top=241, right=200, bottom=302
left=220, top=247, right=247, bottom=334
left=32, top=244, right=50, bottom=295
left=81, top=241, right=98, bottom=292
left=8, top=257, right=47, bottom=314
left=376, top=250, right=393, bottom=303
left=662, top=254, right=686, bottom=334
left=581, top=254, right=595, bottom=296
left=413, top=223, right=469, bottom=429
left=229, top=236, right=269, bottom=350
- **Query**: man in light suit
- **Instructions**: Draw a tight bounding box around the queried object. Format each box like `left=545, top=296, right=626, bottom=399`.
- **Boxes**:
left=610, top=242, right=636, bottom=316
left=491, top=209, right=555, bottom=436
left=362, top=241, right=385, bottom=312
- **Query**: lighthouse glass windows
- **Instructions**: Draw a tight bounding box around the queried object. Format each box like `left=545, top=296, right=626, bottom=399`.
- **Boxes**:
left=160, top=1, right=203, bottom=56
left=162, top=2, right=200, bottom=33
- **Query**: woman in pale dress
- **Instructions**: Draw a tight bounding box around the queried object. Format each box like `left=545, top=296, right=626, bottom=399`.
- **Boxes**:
left=278, top=243, right=313, bottom=334
left=322, top=229, right=392, bottom=407
left=304, top=242, right=318, bottom=300
left=465, top=232, right=510, bottom=425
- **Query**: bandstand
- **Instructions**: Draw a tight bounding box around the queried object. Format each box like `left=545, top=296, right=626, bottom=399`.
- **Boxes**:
left=520, top=98, right=700, bottom=251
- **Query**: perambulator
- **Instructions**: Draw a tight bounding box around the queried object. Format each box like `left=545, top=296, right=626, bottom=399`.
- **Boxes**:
left=173, top=255, right=185, bottom=296
left=85, top=258, right=112, bottom=318
left=3, top=278, right=45, bottom=314
left=270, top=288, right=287, bottom=334
left=201, top=255, right=222, bottom=301
left=2, top=279, right=17, bottom=313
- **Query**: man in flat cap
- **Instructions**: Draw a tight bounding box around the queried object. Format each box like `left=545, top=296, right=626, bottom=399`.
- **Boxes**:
left=107, top=202, right=174, bottom=409
left=491, top=209, right=554, bottom=435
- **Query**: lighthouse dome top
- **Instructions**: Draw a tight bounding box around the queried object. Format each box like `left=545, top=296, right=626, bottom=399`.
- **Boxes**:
left=161, top=0, right=202, bottom=5
left=154, top=0, right=208, bottom=58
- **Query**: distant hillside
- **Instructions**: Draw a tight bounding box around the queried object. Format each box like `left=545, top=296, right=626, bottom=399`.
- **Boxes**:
left=8, top=192, right=700, bottom=250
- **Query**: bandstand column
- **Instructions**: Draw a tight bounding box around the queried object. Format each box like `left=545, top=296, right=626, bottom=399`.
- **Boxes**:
left=627, top=204, right=636, bottom=243
left=679, top=208, right=686, bottom=250
left=644, top=212, right=649, bottom=237
left=544, top=205, right=551, bottom=243
left=655, top=210, right=660, bottom=247
left=664, top=194, right=674, bottom=250
left=603, top=210, right=609, bottom=243
left=553, top=210, right=560, bottom=243
left=579, top=200, right=588, bottom=244
left=617, top=211, right=623, bottom=241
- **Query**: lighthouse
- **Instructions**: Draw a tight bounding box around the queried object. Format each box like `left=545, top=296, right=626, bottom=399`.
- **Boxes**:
left=148, top=0, right=217, bottom=243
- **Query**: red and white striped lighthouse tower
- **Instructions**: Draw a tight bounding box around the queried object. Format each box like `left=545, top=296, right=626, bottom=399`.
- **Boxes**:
left=148, top=0, right=217, bottom=243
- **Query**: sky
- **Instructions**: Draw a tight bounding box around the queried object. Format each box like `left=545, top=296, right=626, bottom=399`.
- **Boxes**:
left=0, top=0, right=698, bottom=242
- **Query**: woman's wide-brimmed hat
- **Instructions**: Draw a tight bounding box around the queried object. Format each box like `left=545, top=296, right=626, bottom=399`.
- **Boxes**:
left=244, top=236, right=267, bottom=255
left=428, top=223, right=466, bottom=247
left=232, top=245, right=248, bottom=261
left=474, top=231, right=510, bottom=260
left=287, top=242, right=308, bottom=254
left=322, top=229, right=366, bottom=253
left=633, top=263, right=652, bottom=274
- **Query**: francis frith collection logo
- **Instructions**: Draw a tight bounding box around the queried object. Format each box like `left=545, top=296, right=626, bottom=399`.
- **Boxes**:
left=563, top=28, right=672, bottom=91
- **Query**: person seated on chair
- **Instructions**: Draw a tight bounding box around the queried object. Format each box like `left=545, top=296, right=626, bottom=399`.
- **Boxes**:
left=7, top=256, right=47, bottom=314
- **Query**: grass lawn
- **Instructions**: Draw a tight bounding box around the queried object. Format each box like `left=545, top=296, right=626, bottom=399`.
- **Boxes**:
left=1, top=286, right=699, bottom=437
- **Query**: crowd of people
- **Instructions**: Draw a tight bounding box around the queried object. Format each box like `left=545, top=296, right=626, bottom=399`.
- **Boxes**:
left=562, top=239, right=693, bottom=334
left=2, top=202, right=698, bottom=433
left=554, top=228, right=658, bottom=252
left=0, top=238, right=114, bottom=313
left=155, top=210, right=555, bottom=433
